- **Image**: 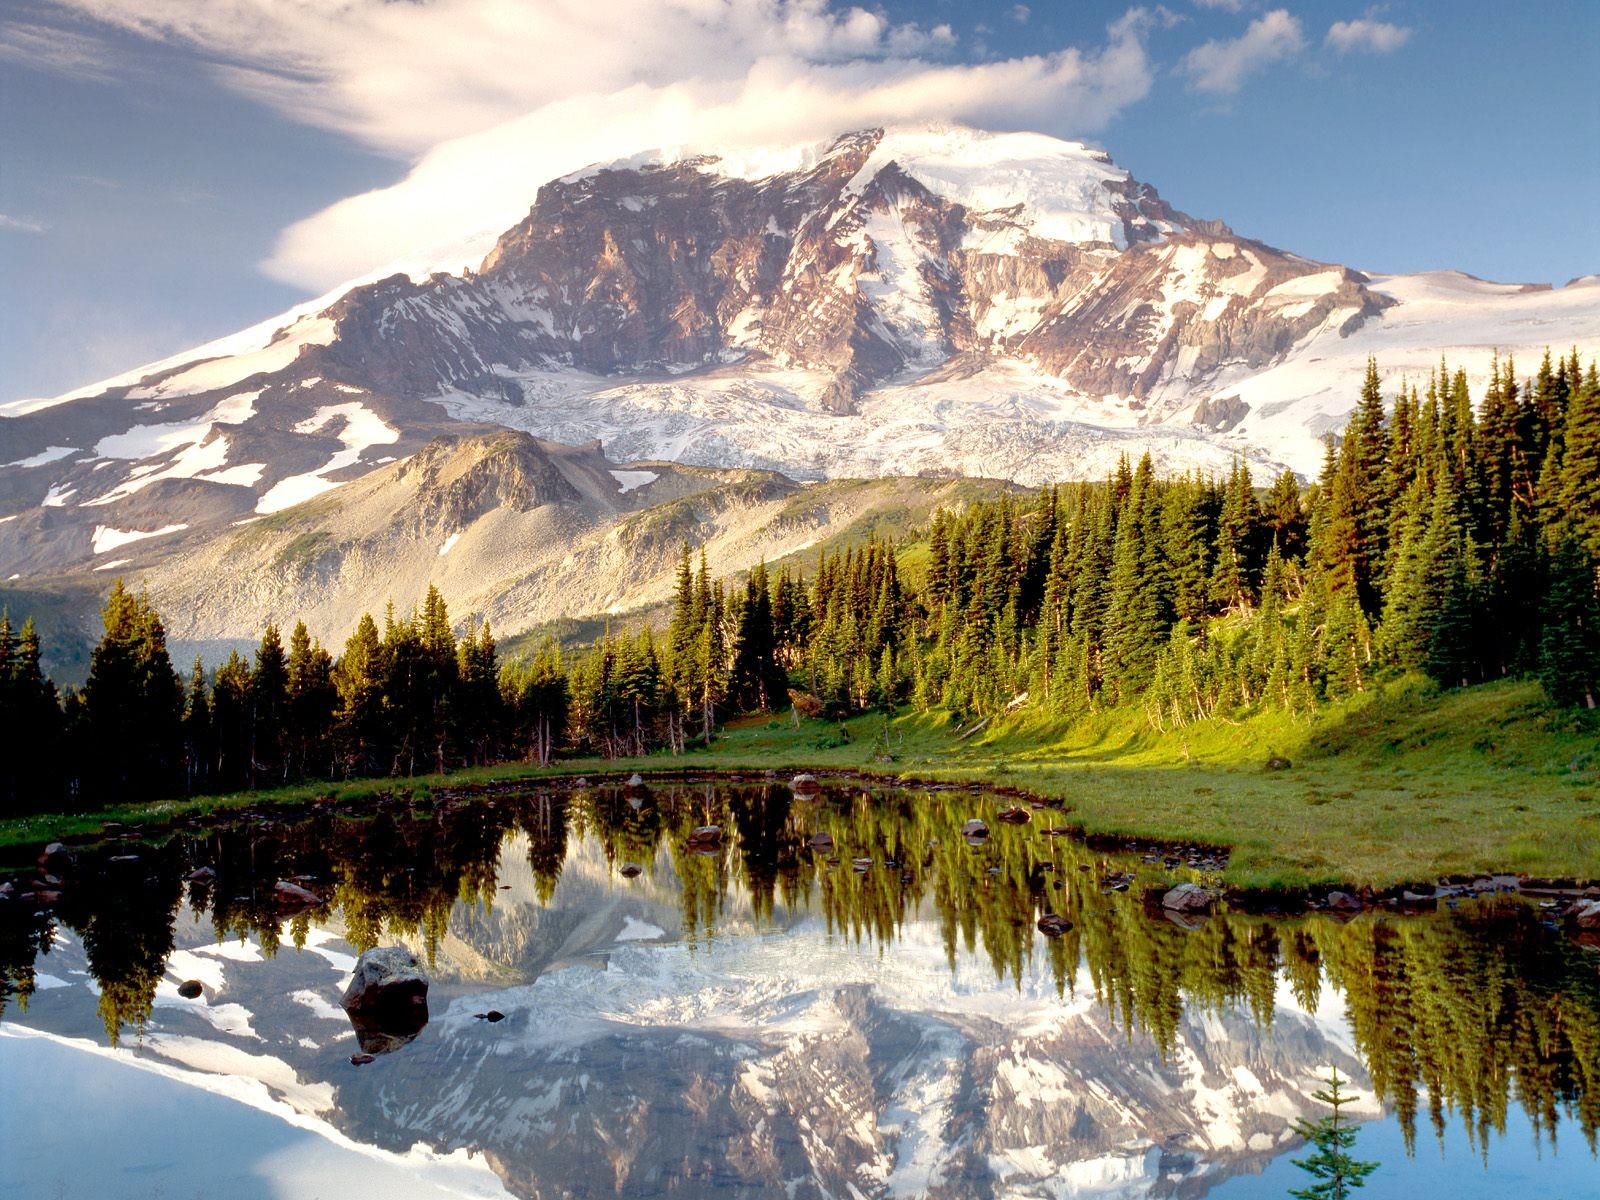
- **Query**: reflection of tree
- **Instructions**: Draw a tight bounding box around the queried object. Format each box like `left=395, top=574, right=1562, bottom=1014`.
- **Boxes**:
left=54, top=852, right=183, bottom=1046
left=516, top=792, right=570, bottom=906
left=6, top=780, right=1597, bottom=1155
left=0, top=902, right=56, bottom=1018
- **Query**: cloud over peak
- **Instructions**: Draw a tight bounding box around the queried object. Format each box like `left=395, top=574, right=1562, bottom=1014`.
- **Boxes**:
left=1180, top=8, right=1305, bottom=94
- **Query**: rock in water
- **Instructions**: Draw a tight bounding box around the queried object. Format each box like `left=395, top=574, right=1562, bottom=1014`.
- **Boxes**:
left=962, top=819, right=989, bottom=842
left=342, top=947, right=430, bottom=1055
left=1036, top=913, right=1073, bottom=937
left=273, top=879, right=324, bottom=915
left=1162, top=883, right=1211, bottom=913
left=996, top=806, right=1031, bottom=825
left=177, top=980, right=204, bottom=999
left=1325, top=891, right=1363, bottom=912
left=791, top=773, right=820, bottom=793
left=1571, top=899, right=1600, bottom=931
left=686, top=825, right=723, bottom=852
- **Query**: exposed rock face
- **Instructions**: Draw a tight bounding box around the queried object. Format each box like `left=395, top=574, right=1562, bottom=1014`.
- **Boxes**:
left=309, top=128, right=1378, bottom=420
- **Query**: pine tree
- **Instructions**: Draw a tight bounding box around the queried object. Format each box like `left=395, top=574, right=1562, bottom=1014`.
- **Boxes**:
left=82, top=580, right=183, bottom=803
left=1539, top=534, right=1600, bottom=708
left=210, top=651, right=252, bottom=791
left=250, top=623, right=290, bottom=787
left=1289, top=1068, right=1379, bottom=1200
left=286, top=621, right=336, bottom=780
left=181, top=657, right=212, bottom=794
left=334, top=613, right=386, bottom=778
left=0, top=614, right=63, bottom=813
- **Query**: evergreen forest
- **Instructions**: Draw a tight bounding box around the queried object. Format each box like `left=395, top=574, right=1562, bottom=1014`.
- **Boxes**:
left=1, top=350, right=1596, bottom=815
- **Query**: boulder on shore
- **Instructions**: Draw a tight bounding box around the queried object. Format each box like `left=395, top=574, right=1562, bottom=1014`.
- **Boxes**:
left=1571, top=899, right=1600, bottom=931
left=342, top=946, right=430, bottom=1055
left=1162, top=883, right=1211, bottom=913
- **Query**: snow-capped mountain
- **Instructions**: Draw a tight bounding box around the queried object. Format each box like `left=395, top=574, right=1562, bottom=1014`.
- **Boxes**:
left=2, top=124, right=1595, bottom=585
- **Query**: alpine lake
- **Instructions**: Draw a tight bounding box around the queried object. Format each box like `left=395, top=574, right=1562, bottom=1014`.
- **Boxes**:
left=1, top=775, right=1596, bottom=1200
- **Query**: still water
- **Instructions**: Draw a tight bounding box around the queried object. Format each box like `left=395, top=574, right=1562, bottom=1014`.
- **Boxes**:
left=1, top=777, right=1595, bottom=1199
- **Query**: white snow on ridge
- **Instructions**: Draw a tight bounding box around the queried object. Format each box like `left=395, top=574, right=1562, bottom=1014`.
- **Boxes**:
left=1219, top=271, right=1600, bottom=473
left=844, top=125, right=1154, bottom=250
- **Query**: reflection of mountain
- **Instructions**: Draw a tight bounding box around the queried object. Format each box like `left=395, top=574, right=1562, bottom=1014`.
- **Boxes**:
left=9, top=830, right=1371, bottom=1200
left=4, top=784, right=1596, bottom=1198
left=343, top=924, right=1372, bottom=1200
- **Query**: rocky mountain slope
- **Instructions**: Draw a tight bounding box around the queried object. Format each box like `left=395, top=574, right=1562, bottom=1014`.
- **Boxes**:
left=127, top=433, right=1010, bottom=653
left=2, top=123, right=1593, bottom=620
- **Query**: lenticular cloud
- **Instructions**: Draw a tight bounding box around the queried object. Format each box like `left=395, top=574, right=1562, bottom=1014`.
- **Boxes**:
left=43, top=0, right=1154, bottom=291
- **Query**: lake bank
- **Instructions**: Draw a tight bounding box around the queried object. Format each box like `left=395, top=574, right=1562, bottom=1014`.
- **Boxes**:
left=3, top=677, right=1596, bottom=892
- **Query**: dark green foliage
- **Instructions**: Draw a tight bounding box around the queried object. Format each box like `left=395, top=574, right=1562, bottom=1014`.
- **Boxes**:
left=80, top=581, right=184, bottom=803
left=1289, top=1068, right=1379, bottom=1200
left=0, top=614, right=61, bottom=813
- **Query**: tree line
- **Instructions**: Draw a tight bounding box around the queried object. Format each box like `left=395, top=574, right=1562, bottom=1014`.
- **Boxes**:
left=0, top=349, right=1594, bottom=813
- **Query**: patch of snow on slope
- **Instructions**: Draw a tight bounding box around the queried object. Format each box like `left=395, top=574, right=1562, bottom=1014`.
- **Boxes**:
left=615, top=916, right=667, bottom=942
left=438, top=531, right=462, bottom=556
left=256, top=401, right=400, bottom=514
left=860, top=206, right=946, bottom=362
left=83, top=390, right=264, bottom=504
left=5, top=445, right=77, bottom=468
left=609, top=469, right=659, bottom=494
left=290, top=989, right=348, bottom=1021
left=91, top=523, right=188, bottom=554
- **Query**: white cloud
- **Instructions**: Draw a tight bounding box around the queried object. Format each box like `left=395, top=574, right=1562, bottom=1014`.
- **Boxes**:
left=1011, top=5, right=1031, bottom=23
left=1326, top=18, right=1413, bottom=56
left=47, top=1, right=970, bottom=156
left=0, top=213, right=48, bottom=234
left=1191, top=0, right=1245, bottom=11
left=41, top=1, right=1154, bottom=292
left=0, top=21, right=120, bottom=83
left=1181, top=8, right=1305, bottom=93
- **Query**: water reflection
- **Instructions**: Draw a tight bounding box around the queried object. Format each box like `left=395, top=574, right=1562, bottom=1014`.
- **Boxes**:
left=1, top=778, right=1596, bottom=1197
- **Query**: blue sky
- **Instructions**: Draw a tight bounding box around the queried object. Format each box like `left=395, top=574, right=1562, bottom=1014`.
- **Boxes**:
left=2, top=0, right=1596, bottom=403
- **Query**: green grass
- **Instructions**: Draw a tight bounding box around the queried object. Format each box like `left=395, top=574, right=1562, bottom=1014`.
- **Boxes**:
left=4, top=677, right=1596, bottom=891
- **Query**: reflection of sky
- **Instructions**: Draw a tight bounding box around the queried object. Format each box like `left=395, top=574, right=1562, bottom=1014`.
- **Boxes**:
left=1212, top=1103, right=1599, bottom=1200
left=0, top=1029, right=513, bottom=1200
